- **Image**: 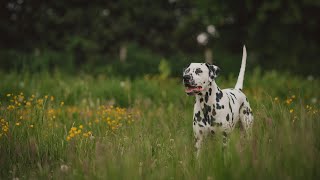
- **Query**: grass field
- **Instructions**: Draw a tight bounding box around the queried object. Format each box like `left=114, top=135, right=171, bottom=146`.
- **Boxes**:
left=0, top=69, right=319, bottom=179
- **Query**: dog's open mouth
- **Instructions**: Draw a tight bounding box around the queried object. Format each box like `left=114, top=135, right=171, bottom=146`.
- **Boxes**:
left=185, top=84, right=203, bottom=94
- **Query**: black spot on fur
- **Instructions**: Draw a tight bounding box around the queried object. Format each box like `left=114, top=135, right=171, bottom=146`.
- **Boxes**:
left=206, top=104, right=212, bottom=112
left=230, top=92, right=237, bottom=100
left=216, top=91, right=223, bottom=102
left=228, top=101, right=233, bottom=122
left=213, top=122, right=223, bottom=127
left=195, top=68, right=203, bottom=75
left=199, top=130, right=203, bottom=134
left=246, top=107, right=252, bottom=115
left=202, top=103, right=212, bottom=125
left=226, top=114, right=229, bottom=121
left=243, top=109, right=247, bottom=115
left=209, top=88, right=212, bottom=96
left=230, top=95, right=235, bottom=104
left=211, top=130, right=215, bottom=135
left=198, top=123, right=204, bottom=127
left=209, top=116, right=216, bottom=125
left=239, top=102, right=244, bottom=113
left=202, top=118, right=207, bottom=125
left=195, top=111, right=201, bottom=122
left=216, top=103, right=222, bottom=109
left=211, top=104, right=216, bottom=116
left=193, top=122, right=196, bottom=125
left=228, top=102, right=233, bottom=113
left=200, top=98, right=204, bottom=103
left=205, top=92, right=209, bottom=102
left=222, top=131, right=228, bottom=137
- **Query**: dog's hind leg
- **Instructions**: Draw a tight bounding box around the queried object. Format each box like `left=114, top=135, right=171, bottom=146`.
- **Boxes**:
left=239, top=101, right=254, bottom=134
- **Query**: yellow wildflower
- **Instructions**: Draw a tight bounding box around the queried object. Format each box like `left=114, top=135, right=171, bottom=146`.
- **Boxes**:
left=289, top=109, right=294, bottom=113
left=16, top=122, right=20, bottom=126
left=286, top=99, right=292, bottom=105
left=38, top=99, right=43, bottom=104
left=7, top=105, right=15, bottom=110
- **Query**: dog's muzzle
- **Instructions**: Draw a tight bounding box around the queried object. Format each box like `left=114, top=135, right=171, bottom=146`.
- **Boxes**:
left=183, top=75, right=203, bottom=95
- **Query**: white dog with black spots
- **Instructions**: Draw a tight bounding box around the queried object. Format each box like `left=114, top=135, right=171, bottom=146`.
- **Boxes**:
left=183, top=46, right=253, bottom=156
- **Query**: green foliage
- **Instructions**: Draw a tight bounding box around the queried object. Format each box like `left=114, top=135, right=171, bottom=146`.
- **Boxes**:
left=158, top=59, right=171, bottom=80
left=0, top=71, right=319, bottom=179
left=0, top=0, right=319, bottom=76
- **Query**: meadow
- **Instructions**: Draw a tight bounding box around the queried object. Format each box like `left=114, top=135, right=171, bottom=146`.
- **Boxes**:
left=0, top=69, right=319, bottom=179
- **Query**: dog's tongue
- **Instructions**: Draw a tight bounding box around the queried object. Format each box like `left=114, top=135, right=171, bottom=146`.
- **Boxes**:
left=185, top=86, right=202, bottom=93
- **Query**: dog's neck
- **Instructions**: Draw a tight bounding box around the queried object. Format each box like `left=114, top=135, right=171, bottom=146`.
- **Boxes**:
left=195, top=81, right=220, bottom=113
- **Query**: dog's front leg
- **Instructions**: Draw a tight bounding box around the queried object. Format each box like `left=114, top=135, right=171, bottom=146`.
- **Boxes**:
left=194, top=127, right=205, bottom=158
left=195, top=136, right=202, bottom=157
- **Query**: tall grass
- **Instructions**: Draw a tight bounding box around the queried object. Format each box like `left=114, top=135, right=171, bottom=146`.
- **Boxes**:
left=0, top=70, right=319, bottom=179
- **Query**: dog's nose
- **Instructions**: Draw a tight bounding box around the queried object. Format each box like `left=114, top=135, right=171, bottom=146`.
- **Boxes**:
left=183, top=75, right=191, bottom=82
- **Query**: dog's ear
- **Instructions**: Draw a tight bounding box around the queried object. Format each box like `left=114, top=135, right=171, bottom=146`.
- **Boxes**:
left=205, top=63, right=220, bottom=80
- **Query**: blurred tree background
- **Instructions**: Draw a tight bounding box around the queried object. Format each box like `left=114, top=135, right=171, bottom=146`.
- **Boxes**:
left=0, top=0, right=319, bottom=77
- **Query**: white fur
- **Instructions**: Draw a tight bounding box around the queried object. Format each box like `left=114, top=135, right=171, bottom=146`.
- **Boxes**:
left=235, top=45, right=247, bottom=90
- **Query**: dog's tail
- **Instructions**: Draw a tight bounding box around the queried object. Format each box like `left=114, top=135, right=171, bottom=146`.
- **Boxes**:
left=235, top=45, right=247, bottom=90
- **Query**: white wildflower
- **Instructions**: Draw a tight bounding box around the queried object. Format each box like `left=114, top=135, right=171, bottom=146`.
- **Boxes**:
left=60, top=164, right=69, bottom=173
left=197, top=32, right=208, bottom=45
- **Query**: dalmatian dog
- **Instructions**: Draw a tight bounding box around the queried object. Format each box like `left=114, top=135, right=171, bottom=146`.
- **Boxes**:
left=183, top=46, right=253, bottom=156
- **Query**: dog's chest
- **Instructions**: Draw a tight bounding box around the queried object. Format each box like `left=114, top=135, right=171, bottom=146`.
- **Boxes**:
left=193, top=90, right=241, bottom=132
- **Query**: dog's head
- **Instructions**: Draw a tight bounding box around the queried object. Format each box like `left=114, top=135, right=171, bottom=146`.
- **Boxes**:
left=183, top=63, right=220, bottom=95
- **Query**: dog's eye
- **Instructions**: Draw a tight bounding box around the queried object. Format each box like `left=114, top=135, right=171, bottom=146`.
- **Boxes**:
left=195, top=68, right=203, bottom=75
left=184, top=68, right=190, bottom=74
